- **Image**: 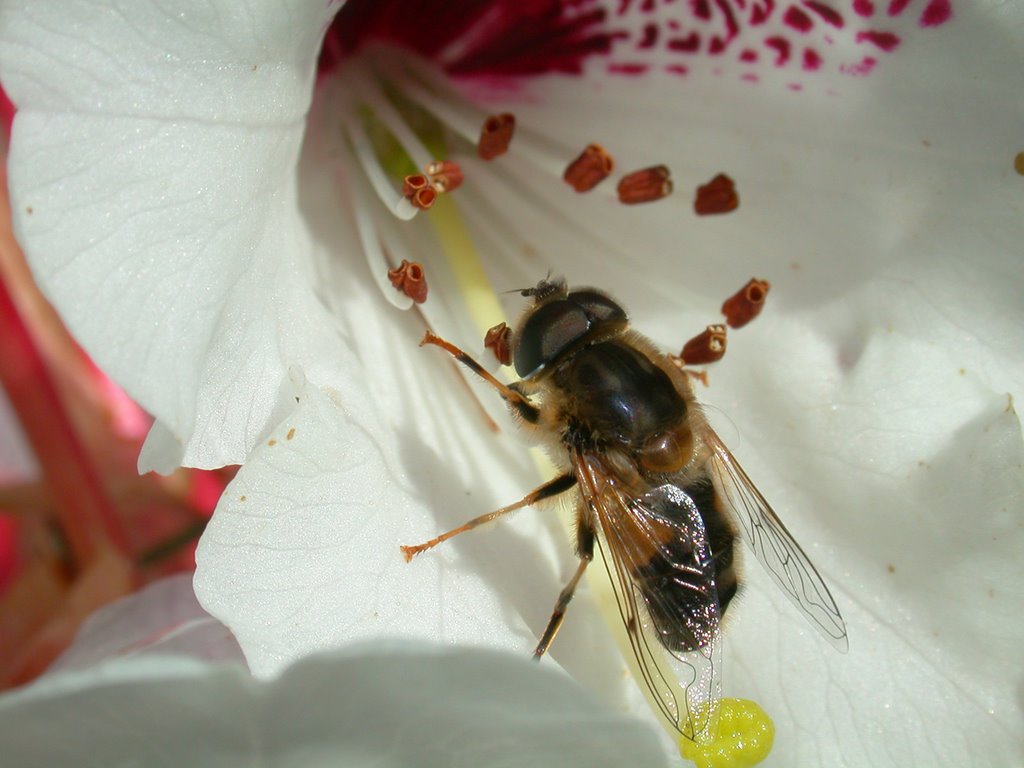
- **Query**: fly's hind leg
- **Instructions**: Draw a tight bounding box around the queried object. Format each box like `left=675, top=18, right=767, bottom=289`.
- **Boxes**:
left=400, top=473, right=577, bottom=561
left=533, top=509, right=595, bottom=659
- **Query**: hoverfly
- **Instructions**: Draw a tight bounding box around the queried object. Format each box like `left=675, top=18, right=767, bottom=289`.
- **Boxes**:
left=401, top=277, right=848, bottom=739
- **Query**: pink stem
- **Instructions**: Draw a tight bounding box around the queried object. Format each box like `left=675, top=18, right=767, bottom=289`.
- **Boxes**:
left=0, top=264, right=129, bottom=567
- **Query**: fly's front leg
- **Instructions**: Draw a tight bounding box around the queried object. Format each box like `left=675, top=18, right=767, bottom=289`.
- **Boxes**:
left=533, top=507, right=595, bottom=659
left=420, top=331, right=540, bottom=424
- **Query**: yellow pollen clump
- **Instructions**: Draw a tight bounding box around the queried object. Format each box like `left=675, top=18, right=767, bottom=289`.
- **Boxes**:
left=680, top=698, right=775, bottom=768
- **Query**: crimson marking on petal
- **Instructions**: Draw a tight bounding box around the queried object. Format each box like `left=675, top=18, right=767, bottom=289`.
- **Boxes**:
left=803, top=47, right=822, bottom=70
left=856, top=30, right=900, bottom=51
left=638, top=22, right=659, bottom=48
left=784, top=6, right=813, bottom=33
left=692, top=0, right=713, bottom=20
left=564, top=144, right=615, bottom=193
left=741, top=72, right=759, bottom=83
left=765, top=36, right=792, bottom=65
left=709, top=36, right=727, bottom=54
left=887, top=0, right=911, bottom=15
left=609, top=62, right=650, bottom=74
left=740, top=48, right=759, bottom=62
left=750, top=2, right=772, bottom=25
left=920, top=0, right=952, bottom=27
left=853, top=0, right=874, bottom=16
left=478, top=113, right=516, bottom=160
left=668, top=33, right=702, bottom=53
left=328, top=0, right=619, bottom=77
left=665, top=63, right=690, bottom=75
left=713, top=0, right=741, bottom=40
left=841, top=55, right=877, bottom=75
left=617, top=165, right=673, bottom=205
left=803, top=2, right=844, bottom=28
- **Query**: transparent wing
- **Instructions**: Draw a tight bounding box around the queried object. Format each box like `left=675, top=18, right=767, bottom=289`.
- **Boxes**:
left=575, top=452, right=722, bottom=741
left=704, top=429, right=849, bottom=652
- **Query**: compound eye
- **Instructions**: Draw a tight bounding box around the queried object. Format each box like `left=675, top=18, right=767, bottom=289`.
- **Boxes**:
left=514, top=300, right=590, bottom=378
left=567, top=290, right=627, bottom=326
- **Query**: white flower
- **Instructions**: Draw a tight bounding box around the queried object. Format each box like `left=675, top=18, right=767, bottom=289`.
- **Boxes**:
left=2, top=1, right=1023, bottom=765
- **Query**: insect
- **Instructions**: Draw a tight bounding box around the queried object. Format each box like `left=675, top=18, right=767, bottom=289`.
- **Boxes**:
left=401, top=277, right=848, bottom=739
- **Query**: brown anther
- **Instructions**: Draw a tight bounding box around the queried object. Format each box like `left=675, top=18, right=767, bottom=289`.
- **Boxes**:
left=617, top=165, right=673, bottom=204
left=680, top=324, right=728, bottom=365
left=402, top=174, right=429, bottom=197
left=564, top=143, right=615, bottom=192
left=411, top=187, right=437, bottom=210
left=694, top=173, right=739, bottom=215
left=426, top=160, right=464, bottom=193
left=721, top=278, right=770, bottom=328
left=478, top=113, right=516, bottom=160
left=484, top=322, right=512, bottom=366
left=387, top=259, right=429, bottom=304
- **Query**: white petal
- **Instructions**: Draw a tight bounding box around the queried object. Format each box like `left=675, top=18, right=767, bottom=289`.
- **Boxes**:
left=445, top=5, right=1024, bottom=763
left=0, top=1, right=345, bottom=468
left=1, top=643, right=669, bottom=768
left=49, top=574, right=245, bottom=673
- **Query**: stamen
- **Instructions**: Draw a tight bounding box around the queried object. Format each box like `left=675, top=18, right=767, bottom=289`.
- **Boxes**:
left=680, top=325, right=728, bottom=365
left=721, top=279, right=770, bottom=328
left=343, top=152, right=414, bottom=309
left=617, top=165, right=673, bottom=204
left=694, top=173, right=739, bottom=215
left=484, top=322, right=512, bottom=366
left=345, top=115, right=418, bottom=221
left=478, top=113, right=516, bottom=160
left=426, top=159, right=464, bottom=192
left=388, top=259, right=429, bottom=304
left=564, top=143, right=614, bottom=192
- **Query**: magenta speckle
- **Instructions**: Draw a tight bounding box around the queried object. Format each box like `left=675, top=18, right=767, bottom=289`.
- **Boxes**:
left=765, top=36, right=792, bottom=65
left=784, top=6, right=813, bottom=32
left=741, top=72, right=760, bottom=83
left=856, top=29, right=900, bottom=51
left=638, top=22, right=658, bottom=48
left=853, top=0, right=874, bottom=16
left=665, top=63, right=689, bottom=76
left=608, top=62, right=649, bottom=74
left=841, top=55, right=877, bottom=75
left=691, top=0, right=712, bottom=20
left=668, top=32, right=702, bottom=52
left=709, top=36, right=726, bottom=54
left=740, top=48, right=759, bottom=62
left=887, top=0, right=911, bottom=15
left=751, top=5, right=769, bottom=24
left=803, top=47, right=822, bottom=70
left=920, top=0, right=952, bottom=27
left=804, top=2, right=844, bottom=28
left=641, top=0, right=656, bottom=11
